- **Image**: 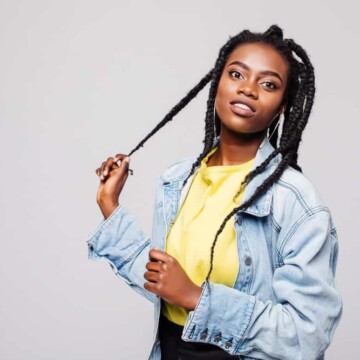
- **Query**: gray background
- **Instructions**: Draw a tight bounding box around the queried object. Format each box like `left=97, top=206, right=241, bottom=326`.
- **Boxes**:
left=0, top=0, right=357, bottom=358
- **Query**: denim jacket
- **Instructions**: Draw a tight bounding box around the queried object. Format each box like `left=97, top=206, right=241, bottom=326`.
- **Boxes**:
left=87, top=137, right=342, bottom=360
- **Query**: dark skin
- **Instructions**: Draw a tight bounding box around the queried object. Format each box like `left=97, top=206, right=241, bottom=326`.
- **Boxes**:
left=209, top=42, right=289, bottom=166
left=95, top=42, right=289, bottom=311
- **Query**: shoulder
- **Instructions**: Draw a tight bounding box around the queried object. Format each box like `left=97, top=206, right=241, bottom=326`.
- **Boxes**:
left=271, top=166, right=333, bottom=226
left=276, top=167, right=327, bottom=209
left=160, top=155, right=197, bottom=182
left=271, top=167, right=338, bottom=265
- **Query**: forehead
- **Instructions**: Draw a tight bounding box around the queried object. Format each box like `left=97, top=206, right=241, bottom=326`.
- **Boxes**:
left=226, top=42, right=289, bottom=80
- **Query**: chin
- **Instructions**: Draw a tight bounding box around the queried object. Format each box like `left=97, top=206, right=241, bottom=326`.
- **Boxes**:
left=221, top=124, right=266, bottom=139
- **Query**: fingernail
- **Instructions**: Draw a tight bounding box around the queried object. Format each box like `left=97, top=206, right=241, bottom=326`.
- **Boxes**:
left=103, top=170, right=108, bottom=176
left=124, top=157, right=130, bottom=163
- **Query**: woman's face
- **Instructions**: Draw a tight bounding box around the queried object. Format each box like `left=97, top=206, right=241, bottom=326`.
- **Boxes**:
left=215, top=42, right=289, bottom=138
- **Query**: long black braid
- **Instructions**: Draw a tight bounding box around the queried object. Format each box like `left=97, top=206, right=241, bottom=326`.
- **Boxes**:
left=127, top=69, right=213, bottom=156
left=127, top=25, right=315, bottom=281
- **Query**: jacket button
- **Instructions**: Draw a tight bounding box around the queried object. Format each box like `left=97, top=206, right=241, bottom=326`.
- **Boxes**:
left=214, top=335, right=222, bottom=343
left=245, top=257, right=252, bottom=266
left=225, top=341, right=232, bottom=349
left=200, top=332, right=207, bottom=340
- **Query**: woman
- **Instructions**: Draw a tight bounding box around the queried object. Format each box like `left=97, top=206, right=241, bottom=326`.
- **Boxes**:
left=88, top=25, right=342, bottom=359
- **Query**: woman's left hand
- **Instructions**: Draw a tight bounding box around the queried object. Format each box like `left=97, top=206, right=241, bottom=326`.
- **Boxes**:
left=144, top=248, right=202, bottom=311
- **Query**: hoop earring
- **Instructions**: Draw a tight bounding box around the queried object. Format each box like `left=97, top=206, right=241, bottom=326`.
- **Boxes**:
left=213, top=105, right=218, bottom=138
left=259, top=112, right=282, bottom=149
left=268, top=115, right=281, bottom=142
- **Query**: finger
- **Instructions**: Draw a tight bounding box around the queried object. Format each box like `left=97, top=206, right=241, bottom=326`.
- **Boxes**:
left=145, top=261, right=162, bottom=272
left=97, top=154, right=130, bottom=181
left=144, top=281, right=158, bottom=294
left=99, top=161, right=107, bottom=180
left=114, top=154, right=132, bottom=174
left=111, top=156, right=130, bottom=181
left=103, top=157, right=116, bottom=177
left=113, top=153, right=129, bottom=163
left=144, top=270, right=160, bottom=283
left=149, top=248, right=171, bottom=263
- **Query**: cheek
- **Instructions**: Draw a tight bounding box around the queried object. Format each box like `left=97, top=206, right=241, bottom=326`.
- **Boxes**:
left=215, top=79, right=233, bottom=107
left=262, top=94, right=285, bottom=114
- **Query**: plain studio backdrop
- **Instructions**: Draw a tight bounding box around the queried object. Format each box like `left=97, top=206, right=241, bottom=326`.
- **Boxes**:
left=0, top=0, right=358, bottom=359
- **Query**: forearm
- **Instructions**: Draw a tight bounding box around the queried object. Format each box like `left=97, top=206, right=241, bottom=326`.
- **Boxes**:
left=97, top=198, right=119, bottom=219
left=87, top=205, right=156, bottom=302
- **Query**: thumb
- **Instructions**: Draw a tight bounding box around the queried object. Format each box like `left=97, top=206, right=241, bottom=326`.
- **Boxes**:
left=121, top=156, right=131, bottom=172
left=114, top=156, right=130, bottom=175
left=112, top=156, right=131, bottom=183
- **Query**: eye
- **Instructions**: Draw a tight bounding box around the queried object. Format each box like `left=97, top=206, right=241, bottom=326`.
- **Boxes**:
left=262, top=81, right=277, bottom=90
left=228, top=70, right=243, bottom=79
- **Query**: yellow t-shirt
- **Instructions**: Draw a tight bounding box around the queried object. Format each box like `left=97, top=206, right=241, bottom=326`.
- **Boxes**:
left=162, top=146, right=255, bottom=325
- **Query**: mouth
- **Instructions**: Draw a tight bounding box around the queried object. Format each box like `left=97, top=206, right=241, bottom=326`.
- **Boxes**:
left=229, top=100, right=256, bottom=118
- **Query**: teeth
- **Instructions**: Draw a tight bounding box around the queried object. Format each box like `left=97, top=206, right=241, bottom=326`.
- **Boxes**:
left=234, top=103, right=251, bottom=111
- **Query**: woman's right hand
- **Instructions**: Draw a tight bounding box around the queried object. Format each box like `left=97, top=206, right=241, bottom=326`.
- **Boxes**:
left=95, top=153, right=131, bottom=219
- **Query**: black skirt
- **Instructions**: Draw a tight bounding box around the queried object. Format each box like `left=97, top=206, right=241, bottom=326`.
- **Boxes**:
left=159, top=313, right=239, bottom=360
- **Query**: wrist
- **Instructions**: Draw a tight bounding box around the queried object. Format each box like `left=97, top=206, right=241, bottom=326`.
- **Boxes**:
left=183, top=285, right=202, bottom=311
left=97, top=199, right=119, bottom=219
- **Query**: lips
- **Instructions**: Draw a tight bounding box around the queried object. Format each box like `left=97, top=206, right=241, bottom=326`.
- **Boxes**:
left=229, top=98, right=256, bottom=118
left=229, top=98, right=256, bottom=113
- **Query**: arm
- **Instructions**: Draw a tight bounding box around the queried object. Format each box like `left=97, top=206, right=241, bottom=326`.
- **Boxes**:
left=87, top=153, right=156, bottom=302
left=87, top=205, right=156, bottom=302
left=181, top=209, right=342, bottom=360
left=144, top=248, right=202, bottom=310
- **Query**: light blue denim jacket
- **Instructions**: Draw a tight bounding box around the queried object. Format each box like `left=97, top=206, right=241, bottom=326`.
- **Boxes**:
left=87, top=137, right=342, bottom=360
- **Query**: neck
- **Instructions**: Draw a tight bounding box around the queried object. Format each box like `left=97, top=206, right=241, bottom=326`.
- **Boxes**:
left=208, top=129, right=266, bottom=166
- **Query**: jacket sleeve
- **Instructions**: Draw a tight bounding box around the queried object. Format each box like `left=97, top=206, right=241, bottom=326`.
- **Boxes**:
left=181, top=208, right=342, bottom=360
left=87, top=205, right=156, bottom=303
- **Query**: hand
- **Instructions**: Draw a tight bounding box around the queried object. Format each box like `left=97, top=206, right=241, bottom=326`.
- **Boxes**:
left=144, top=248, right=202, bottom=311
left=95, top=153, right=130, bottom=219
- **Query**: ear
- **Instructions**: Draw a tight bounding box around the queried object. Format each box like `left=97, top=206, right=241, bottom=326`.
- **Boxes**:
left=279, top=100, right=287, bottom=114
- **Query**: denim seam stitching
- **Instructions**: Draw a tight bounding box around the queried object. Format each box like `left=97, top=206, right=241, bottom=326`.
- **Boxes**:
left=278, top=206, right=330, bottom=254
left=113, top=238, right=150, bottom=268
left=277, top=179, right=311, bottom=215
left=234, top=296, right=256, bottom=352
left=86, top=205, right=123, bottom=242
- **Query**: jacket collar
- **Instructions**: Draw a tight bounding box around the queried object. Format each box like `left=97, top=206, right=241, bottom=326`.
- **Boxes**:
left=160, top=136, right=280, bottom=217
left=239, top=137, right=280, bottom=217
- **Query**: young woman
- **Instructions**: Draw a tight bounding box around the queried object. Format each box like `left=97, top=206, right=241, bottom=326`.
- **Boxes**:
left=87, top=25, right=342, bottom=359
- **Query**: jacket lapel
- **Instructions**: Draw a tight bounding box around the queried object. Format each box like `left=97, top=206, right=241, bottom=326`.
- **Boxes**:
left=160, top=137, right=280, bottom=221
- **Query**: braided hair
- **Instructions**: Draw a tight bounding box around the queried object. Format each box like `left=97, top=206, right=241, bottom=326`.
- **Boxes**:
left=127, top=25, right=315, bottom=281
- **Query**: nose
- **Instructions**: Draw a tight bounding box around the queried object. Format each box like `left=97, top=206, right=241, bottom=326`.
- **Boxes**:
left=237, top=80, right=258, bottom=98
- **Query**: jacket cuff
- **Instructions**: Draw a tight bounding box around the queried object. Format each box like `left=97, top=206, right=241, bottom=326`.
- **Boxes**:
left=182, top=280, right=256, bottom=355
left=87, top=205, right=148, bottom=270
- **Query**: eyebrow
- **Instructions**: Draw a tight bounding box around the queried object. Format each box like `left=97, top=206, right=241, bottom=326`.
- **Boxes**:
left=227, top=60, right=283, bottom=84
